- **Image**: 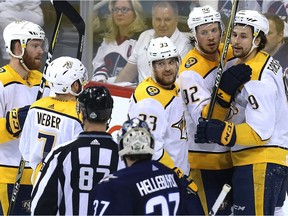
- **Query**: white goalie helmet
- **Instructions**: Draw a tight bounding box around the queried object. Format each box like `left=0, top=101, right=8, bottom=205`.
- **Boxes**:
left=46, top=56, right=88, bottom=96
left=3, top=20, right=47, bottom=58
left=118, top=117, right=154, bottom=157
left=234, top=10, right=269, bottom=36
left=147, top=36, right=180, bottom=67
left=187, top=5, right=223, bottom=37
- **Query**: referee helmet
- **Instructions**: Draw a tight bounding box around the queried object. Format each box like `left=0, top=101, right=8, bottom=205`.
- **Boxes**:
left=77, top=86, right=113, bottom=122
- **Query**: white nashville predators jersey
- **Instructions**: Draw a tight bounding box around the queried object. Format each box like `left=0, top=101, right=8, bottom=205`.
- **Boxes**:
left=229, top=51, right=288, bottom=166
left=178, top=45, right=237, bottom=170
left=0, top=65, right=50, bottom=184
left=128, top=77, right=189, bottom=175
left=19, top=97, right=83, bottom=170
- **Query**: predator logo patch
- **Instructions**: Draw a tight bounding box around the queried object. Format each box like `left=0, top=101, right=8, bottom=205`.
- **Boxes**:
left=146, top=86, right=160, bottom=96
left=185, top=57, right=197, bottom=68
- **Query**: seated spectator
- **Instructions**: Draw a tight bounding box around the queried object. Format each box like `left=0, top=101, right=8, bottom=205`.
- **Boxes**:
left=115, top=1, right=192, bottom=84
left=263, top=13, right=288, bottom=70
left=91, top=0, right=147, bottom=83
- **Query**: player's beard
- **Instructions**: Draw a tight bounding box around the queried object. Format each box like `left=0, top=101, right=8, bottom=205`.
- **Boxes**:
left=198, top=42, right=219, bottom=55
left=22, top=53, right=42, bottom=70
left=154, top=73, right=177, bottom=89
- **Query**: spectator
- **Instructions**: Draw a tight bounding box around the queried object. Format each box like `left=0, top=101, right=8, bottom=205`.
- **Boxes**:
left=195, top=10, right=288, bottom=215
left=0, top=0, right=44, bottom=64
left=89, top=117, right=204, bottom=215
left=31, top=85, right=123, bottom=215
left=263, top=13, right=288, bottom=69
left=115, top=1, right=192, bottom=84
left=0, top=20, right=49, bottom=215
left=19, top=56, right=87, bottom=183
left=91, top=0, right=147, bottom=83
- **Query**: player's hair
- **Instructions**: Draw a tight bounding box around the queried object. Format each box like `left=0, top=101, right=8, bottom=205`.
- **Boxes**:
left=105, top=0, right=147, bottom=42
left=256, top=31, right=267, bottom=51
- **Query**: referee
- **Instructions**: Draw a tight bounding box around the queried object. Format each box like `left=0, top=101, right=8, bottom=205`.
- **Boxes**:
left=31, top=85, right=123, bottom=215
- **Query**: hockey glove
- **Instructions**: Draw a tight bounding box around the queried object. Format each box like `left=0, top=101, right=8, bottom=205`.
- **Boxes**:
left=194, top=118, right=236, bottom=147
left=173, top=167, right=198, bottom=195
left=6, top=105, right=30, bottom=137
left=217, top=64, right=252, bottom=108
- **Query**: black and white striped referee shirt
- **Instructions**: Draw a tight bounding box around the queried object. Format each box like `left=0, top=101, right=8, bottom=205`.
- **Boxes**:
left=31, top=131, right=122, bottom=215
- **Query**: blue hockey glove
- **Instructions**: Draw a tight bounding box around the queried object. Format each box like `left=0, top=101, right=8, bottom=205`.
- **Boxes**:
left=194, top=118, right=236, bottom=147
left=6, top=105, right=30, bottom=137
left=217, top=64, right=252, bottom=108
left=173, top=167, right=198, bottom=195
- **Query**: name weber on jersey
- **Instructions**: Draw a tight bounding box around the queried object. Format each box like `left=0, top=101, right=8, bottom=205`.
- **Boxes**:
left=37, top=111, right=61, bottom=129
left=137, top=174, right=177, bottom=196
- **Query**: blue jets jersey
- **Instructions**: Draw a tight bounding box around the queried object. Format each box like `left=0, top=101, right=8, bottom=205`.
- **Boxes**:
left=89, top=160, right=204, bottom=215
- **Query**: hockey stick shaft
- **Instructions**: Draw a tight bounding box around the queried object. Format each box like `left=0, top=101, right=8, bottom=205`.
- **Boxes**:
left=59, top=0, right=85, bottom=60
left=207, top=0, right=239, bottom=120
left=209, top=184, right=231, bottom=216
left=8, top=1, right=85, bottom=215
left=37, top=10, right=63, bottom=100
left=37, top=0, right=85, bottom=99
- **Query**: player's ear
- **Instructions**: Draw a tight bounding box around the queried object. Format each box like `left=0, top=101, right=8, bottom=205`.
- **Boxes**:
left=254, top=36, right=261, bottom=47
left=13, top=41, right=22, bottom=55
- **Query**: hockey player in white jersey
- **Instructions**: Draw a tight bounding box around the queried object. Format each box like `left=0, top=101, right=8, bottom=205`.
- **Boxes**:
left=195, top=10, right=288, bottom=215
left=19, top=56, right=88, bottom=183
left=178, top=5, right=251, bottom=215
left=128, top=36, right=200, bottom=198
left=31, top=85, right=122, bottom=215
left=0, top=20, right=49, bottom=215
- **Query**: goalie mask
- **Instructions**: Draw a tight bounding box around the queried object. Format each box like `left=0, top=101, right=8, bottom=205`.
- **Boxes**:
left=46, top=56, right=88, bottom=96
left=118, top=117, right=154, bottom=157
left=3, top=20, right=47, bottom=59
left=77, top=86, right=113, bottom=122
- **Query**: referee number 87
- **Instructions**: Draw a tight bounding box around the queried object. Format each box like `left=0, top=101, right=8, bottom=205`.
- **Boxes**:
left=79, top=166, right=110, bottom=191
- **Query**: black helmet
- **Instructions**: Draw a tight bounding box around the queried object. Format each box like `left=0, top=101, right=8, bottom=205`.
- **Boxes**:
left=77, top=86, right=113, bottom=122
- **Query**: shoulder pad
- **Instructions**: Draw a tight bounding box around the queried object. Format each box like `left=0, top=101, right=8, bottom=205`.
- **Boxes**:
left=134, top=78, right=179, bottom=108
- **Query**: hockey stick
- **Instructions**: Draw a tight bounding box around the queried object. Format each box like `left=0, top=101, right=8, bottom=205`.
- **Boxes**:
left=209, top=184, right=231, bottom=216
left=8, top=1, right=85, bottom=215
left=207, top=0, right=239, bottom=120
left=37, top=0, right=85, bottom=99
